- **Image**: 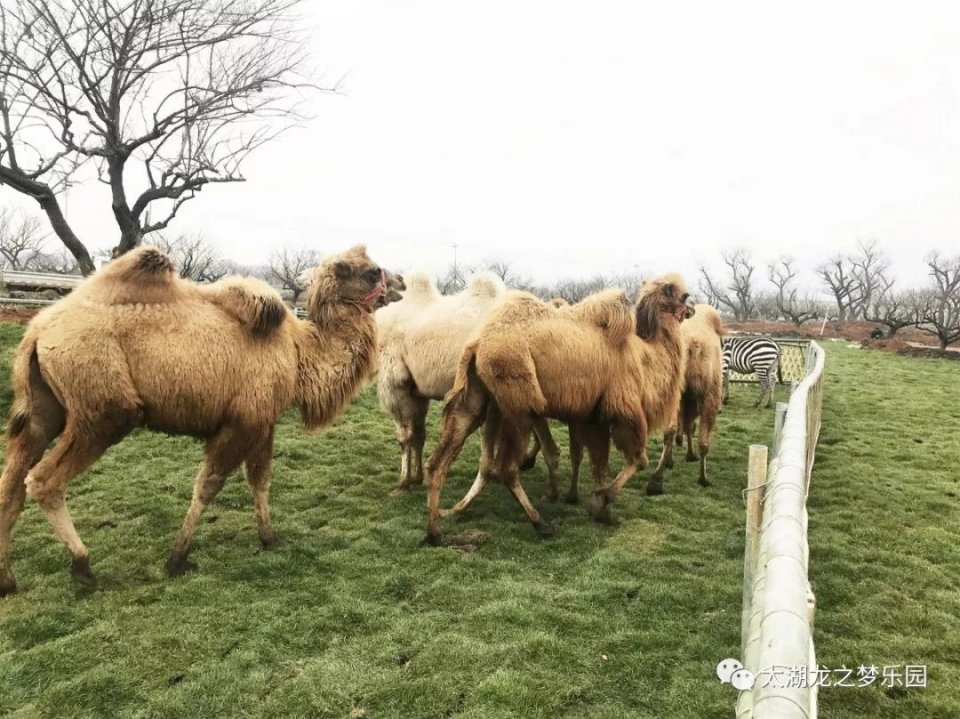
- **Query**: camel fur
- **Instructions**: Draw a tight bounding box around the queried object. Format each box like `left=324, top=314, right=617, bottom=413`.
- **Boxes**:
left=424, top=276, right=691, bottom=544
left=647, top=303, right=725, bottom=493
left=0, top=244, right=404, bottom=595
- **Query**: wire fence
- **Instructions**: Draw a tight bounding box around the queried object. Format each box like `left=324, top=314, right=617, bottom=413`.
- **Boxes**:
left=736, top=340, right=825, bottom=719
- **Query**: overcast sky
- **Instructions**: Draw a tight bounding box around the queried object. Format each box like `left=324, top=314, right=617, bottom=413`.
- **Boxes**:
left=5, top=0, right=959, bottom=289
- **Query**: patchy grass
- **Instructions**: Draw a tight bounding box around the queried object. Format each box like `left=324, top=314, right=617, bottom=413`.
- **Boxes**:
left=0, top=324, right=956, bottom=718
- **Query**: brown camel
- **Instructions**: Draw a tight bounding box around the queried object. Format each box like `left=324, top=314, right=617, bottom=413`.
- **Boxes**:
left=647, top=303, right=725, bottom=493
left=0, top=244, right=403, bottom=595
left=424, top=276, right=691, bottom=544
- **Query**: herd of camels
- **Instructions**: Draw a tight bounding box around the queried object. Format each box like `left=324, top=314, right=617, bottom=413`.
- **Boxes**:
left=0, top=244, right=727, bottom=595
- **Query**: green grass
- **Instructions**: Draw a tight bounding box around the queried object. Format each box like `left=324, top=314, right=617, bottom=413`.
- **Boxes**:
left=0, top=323, right=957, bottom=718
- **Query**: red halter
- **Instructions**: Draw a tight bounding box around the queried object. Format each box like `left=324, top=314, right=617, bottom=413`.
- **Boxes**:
left=347, top=269, right=387, bottom=311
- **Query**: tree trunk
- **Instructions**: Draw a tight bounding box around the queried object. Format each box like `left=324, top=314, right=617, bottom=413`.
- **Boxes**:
left=37, top=194, right=96, bottom=276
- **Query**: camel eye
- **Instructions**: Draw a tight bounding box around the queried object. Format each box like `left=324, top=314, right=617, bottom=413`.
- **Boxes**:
left=365, top=268, right=379, bottom=281
left=681, top=293, right=690, bottom=303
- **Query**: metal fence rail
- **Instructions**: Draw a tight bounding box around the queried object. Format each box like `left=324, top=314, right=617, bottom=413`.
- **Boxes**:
left=736, top=340, right=825, bottom=719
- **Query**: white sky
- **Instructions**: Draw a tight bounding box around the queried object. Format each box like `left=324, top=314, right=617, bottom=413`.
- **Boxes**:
left=4, top=0, right=960, bottom=289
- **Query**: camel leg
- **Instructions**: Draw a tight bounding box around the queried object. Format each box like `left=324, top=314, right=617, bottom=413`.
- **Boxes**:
left=244, top=427, right=278, bottom=548
left=0, top=368, right=67, bottom=596
left=566, top=423, right=584, bottom=504
left=593, top=420, right=646, bottom=524
left=391, top=394, right=429, bottom=495
left=25, top=417, right=135, bottom=589
left=722, top=372, right=730, bottom=405
left=696, top=413, right=716, bottom=487
left=519, top=431, right=540, bottom=471
left=684, top=415, right=699, bottom=461
left=531, top=417, right=561, bottom=501
left=498, top=417, right=553, bottom=537
left=167, top=425, right=249, bottom=576
left=425, top=398, right=486, bottom=546
left=440, top=405, right=501, bottom=519
left=647, top=427, right=677, bottom=496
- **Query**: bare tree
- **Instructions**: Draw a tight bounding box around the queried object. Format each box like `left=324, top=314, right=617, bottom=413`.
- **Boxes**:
left=28, top=247, right=80, bottom=274
left=267, top=246, right=318, bottom=303
left=698, top=249, right=756, bottom=321
left=916, top=254, right=960, bottom=350
left=849, top=240, right=890, bottom=320
left=0, top=0, right=318, bottom=274
left=0, top=207, right=45, bottom=269
left=767, top=258, right=820, bottom=326
left=817, top=255, right=859, bottom=322
left=150, top=232, right=225, bottom=281
left=436, top=263, right=466, bottom=295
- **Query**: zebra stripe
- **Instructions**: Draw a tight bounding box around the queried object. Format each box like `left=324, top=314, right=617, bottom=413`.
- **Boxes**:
left=721, top=336, right=781, bottom=407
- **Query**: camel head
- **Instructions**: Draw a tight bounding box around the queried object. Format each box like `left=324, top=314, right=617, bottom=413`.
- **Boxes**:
left=303, top=245, right=405, bottom=314
left=634, top=273, right=693, bottom=340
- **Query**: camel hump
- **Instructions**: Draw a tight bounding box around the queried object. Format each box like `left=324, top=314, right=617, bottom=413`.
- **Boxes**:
left=402, top=271, right=441, bottom=300
left=568, top=289, right=635, bottom=345
left=201, top=277, right=289, bottom=338
left=692, top=303, right=725, bottom=336
left=465, top=272, right=506, bottom=299
left=100, top=246, right=177, bottom=284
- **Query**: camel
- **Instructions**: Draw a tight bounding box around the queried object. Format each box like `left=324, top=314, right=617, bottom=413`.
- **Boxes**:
left=0, top=244, right=404, bottom=595
left=376, top=271, right=505, bottom=493
left=424, top=276, right=692, bottom=544
left=376, top=273, right=560, bottom=497
left=647, top=303, right=725, bottom=494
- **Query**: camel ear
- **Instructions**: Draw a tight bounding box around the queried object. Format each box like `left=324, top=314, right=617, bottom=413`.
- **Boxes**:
left=333, top=260, right=352, bottom=279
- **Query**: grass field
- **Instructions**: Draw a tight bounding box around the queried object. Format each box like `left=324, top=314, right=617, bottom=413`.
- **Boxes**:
left=0, top=322, right=957, bottom=719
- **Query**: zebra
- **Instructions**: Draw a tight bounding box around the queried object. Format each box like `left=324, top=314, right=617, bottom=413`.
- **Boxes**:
left=721, top=336, right=782, bottom=408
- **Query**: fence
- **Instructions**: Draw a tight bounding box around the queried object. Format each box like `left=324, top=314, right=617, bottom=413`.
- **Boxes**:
left=0, top=269, right=82, bottom=291
left=728, top=337, right=811, bottom=384
left=736, top=340, right=826, bottom=719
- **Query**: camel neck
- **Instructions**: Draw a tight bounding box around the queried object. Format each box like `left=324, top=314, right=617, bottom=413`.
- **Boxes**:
left=294, top=300, right=377, bottom=430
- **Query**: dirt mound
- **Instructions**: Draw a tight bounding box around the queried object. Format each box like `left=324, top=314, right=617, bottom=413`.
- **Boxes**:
left=861, top=337, right=911, bottom=353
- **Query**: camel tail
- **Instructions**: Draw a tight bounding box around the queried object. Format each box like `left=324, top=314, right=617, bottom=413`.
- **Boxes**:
left=6, top=327, right=63, bottom=442
left=7, top=329, right=39, bottom=438
left=443, top=342, right=481, bottom=416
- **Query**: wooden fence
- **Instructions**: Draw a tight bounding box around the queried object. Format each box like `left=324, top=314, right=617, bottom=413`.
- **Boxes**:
left=736, top=340, right=826, bottom=719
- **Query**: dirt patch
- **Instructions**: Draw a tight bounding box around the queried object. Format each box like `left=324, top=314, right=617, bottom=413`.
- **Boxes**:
left=898, top=346, right=960, bottom=362
left=0, top=306, right=41, bottom=325
left=725, top=319, right=956, bottom=358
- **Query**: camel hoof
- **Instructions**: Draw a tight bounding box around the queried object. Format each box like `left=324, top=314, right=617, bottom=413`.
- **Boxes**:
left=390, top=485, right=412, bottom=498
left=70, top=557, right=97, bottom=589
left=165, top=555, right=197, bottom=577
left=533, top=521, right=556, bottom=538
left=0, top=575, right=18, bottom=598
left=698, top=477, right=712, bottom=487
left=590, top=493, right=615, bottom=524
left=646, top=480, right=664, bottom=496
left=564, top=492, right=579, bottom=505
left=260, top=530, right=280, bottom=549
left=519, top=455, right=537, bottom=472
left=544, top=491, right=560, bottom=502
left=438, top=507, right=458, bottom=518
left=422, top=531, right=443, bottom=547
left=685, top=451, right=699, bottom=463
